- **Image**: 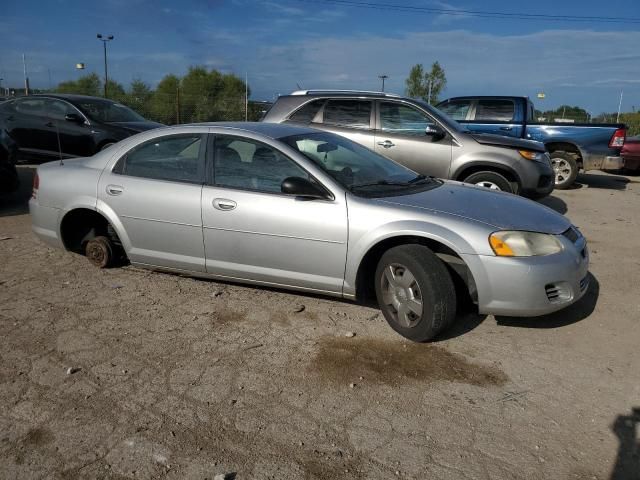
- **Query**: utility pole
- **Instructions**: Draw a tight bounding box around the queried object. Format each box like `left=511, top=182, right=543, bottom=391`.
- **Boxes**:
left=378, top=74, right=388, bottom=92
left=22, top=54, right=29, bottom=95
left=97, top=34, right=114, bottom=98
left=245, top=72, right=248, bottom=121
left=616, top=90, right=624, bottom=122
left=427, top=79, right=433, bottom=105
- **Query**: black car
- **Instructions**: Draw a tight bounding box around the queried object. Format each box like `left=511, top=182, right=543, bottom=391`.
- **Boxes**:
left=0, top=94, right=163, bottom=161
left=0, top=128, right=19, bottom=194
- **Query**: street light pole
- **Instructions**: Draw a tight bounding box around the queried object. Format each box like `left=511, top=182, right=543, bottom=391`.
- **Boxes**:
left=97, top=34, right=114, bottom=98
left=378, top=74, right=388, bottom=92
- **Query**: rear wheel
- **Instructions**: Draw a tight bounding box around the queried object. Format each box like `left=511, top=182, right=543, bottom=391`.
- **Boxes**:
left=550, top=150, right=579, bottom=189
left=85, top=236, right=115, bottom=268
left=375, top=245, right=456, bottom=342
left=463, top=171, right=515, bottom=193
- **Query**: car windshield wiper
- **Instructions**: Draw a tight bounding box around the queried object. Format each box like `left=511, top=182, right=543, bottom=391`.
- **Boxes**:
left=350, top=175, right=431, bottom=190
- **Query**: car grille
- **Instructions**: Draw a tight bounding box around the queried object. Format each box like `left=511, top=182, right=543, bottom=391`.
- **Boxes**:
left=545, top=283, right=571, bottom=303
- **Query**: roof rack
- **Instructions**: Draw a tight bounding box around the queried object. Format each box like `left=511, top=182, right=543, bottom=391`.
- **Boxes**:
left=290, top=89, right=400, bottom=98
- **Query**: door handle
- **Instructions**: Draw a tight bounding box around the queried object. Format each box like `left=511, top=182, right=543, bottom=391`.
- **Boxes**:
left=377, top=140, right=395, bottom=148
left=212, top=198, right=237, bottom=211
left=45, top=121, right=54, bottom=127
left=499, top=126, right=513, bottom=131
left=106, top=185, right=124, bottom=196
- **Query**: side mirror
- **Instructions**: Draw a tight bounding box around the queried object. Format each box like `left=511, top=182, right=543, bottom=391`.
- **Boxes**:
left=65, top=113, right=85, bottom=124
left=281, top=176, right=328, bottom=200
left=425, top=124, right=445, bottom=140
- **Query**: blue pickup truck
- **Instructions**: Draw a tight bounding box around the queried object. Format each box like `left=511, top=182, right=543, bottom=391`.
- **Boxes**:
left=437, top=96, right=626, bottom=189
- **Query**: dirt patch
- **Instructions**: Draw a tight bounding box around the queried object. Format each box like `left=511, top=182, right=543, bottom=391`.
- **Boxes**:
left=23, top=427, right=54, bottom=447
left=311, top=336, right=508, bottom=387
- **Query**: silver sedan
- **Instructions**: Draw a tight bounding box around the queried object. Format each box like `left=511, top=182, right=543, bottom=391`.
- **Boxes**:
left=30, top=123, right=589, bottom=341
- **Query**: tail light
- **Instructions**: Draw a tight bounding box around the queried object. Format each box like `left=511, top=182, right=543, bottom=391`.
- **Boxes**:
left=32, top=172, right=39, bottom=199
left=609, top=128, right=626, bottom=148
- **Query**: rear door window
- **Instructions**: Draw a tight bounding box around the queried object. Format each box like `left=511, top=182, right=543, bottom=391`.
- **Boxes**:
left=322, top=100, right=372, bottom=129
left=14, top=98, right=46, bottom=117
left=438, top=99, right=471, bottom=120
left=474, top=100, right=515, bottom=122
left=115, top=134, right=205, bottom=184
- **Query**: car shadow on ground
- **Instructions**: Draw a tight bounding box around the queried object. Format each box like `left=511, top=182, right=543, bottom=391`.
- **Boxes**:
left=610, top=407, right=640, bottom=480
left=569, top=171, right=631, bottom=191
left=538, top=195, right=567, bottom=214
left=495, top=272, right=599, bottom=329
left=0, top=166, right=34, bottom=217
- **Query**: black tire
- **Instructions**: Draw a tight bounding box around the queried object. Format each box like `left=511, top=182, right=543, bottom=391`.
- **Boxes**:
left=85, top=236, right=114, bottom=268
left=463, top=171, right=515, bottom=194
left=549, top=150, right=579, bottom=189
left=374, top=245, right=457, bottom=342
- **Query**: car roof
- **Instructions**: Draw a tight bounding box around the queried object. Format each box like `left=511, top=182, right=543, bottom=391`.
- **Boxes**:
left=29, top=93, right=117, bottom=103
left=438, top=96, right=530, bottom=103
left=185, top=121, right=319, bottom=139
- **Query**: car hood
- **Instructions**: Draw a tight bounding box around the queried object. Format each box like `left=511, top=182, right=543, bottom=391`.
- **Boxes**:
left=376, top=181, right=570, bottom=234
left=106, top=121, right=164, bottom=132
left=469, top=132, right=546, bottom=152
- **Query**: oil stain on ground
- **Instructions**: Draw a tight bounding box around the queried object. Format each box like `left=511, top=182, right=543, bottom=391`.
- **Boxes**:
left=312, top=337, right=507, bottom=387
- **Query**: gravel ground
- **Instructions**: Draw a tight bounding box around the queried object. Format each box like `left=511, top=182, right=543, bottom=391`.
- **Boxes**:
left=1, top=166, right=639, bottom=480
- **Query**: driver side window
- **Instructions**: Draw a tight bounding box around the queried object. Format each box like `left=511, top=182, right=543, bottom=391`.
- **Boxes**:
left=380, top=102, right=437, bottom=136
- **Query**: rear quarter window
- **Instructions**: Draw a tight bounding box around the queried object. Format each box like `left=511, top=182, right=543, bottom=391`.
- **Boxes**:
left=288, top=99, right=325, bottom=124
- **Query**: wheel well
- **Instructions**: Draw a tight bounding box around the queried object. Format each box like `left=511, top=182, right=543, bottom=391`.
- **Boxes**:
left=455, top=164, right=519, bottom=187
left=545, top=142, right=582, bottom=165
left=60, top=208, right=121, bottom=255
left=355, top=236, right=477, bottom=305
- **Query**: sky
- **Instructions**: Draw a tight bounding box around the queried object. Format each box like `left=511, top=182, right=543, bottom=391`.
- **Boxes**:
left=1, top=0, right=639, bottom=113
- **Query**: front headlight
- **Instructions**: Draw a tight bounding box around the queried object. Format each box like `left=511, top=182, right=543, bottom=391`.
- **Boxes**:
left=489, top=231, right=563, bottom=257
left=518, top=150, right=546, bottom=162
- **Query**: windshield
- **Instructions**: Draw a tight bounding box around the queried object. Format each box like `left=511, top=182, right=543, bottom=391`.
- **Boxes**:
left=74, top=99, right=145, bottom=123
left=282, top=132, right=440, bottom=196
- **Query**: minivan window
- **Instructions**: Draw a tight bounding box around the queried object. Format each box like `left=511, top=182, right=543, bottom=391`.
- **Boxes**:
left=116, top=134, right=204, bottom=183
left=437, top=100, right=471, bottom=120
left=15, top=98, right=46, bottom=116
left=475, top=100, right=515, bottom=122
left=288, top=99, right=325, bottom=124
left=323, top=100, right=372, bottom=129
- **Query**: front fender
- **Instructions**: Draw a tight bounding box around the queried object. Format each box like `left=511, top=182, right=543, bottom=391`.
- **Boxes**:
left=343, top=219, right=482, bottom=296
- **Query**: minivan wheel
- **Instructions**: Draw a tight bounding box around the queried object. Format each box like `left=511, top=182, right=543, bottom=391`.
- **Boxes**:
left=85, top=236, right=115, bottom=268
left=463, top=171, right=514, bottom=193
left=375, top=245, right=456, bottom=342
left=550, top=151, right=578, bottom=189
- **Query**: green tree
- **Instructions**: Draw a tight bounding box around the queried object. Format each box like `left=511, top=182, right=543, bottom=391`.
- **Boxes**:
left=123, top=79, right=153, bottom=117
left=105, top=79, right=126, bottom=102
left=425, top=61, right=446, bottom=105
left=150, top=74, right=180, bottom=124
left=55, top=73, right=101, bottom=96
left=405, top=61, right=447, bottom=104
left=405, top=64, right=427, bottom=101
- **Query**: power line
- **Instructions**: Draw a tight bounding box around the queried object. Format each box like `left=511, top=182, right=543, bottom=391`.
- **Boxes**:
left=293, top=0, right=640, bottom=24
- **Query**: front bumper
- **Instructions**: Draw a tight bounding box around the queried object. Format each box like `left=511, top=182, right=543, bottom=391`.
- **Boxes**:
left=518, top=154, right=555, bottom=198
left=462, top=234, right=589, bottom=317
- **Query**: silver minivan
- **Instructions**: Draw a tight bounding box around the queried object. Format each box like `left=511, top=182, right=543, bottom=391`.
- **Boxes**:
left=263, top=90, right=555, bottom=198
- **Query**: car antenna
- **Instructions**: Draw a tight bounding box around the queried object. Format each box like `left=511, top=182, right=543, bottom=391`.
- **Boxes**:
left=296, top=82, right=303, bottom=90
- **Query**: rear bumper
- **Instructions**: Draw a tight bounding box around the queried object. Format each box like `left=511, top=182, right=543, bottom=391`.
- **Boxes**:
left=603, top=156, right=624, bottom=170
left=29, top=198, right=64, bottom=249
